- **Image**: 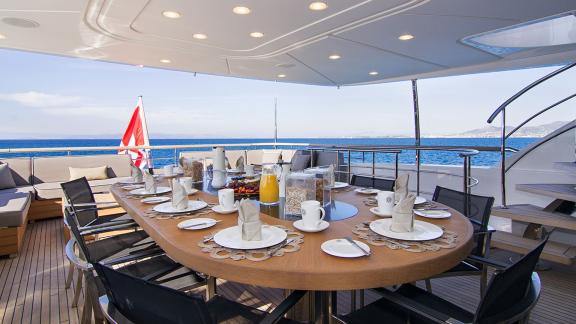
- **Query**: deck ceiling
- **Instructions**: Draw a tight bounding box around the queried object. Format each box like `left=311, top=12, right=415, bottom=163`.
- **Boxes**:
left=0, top=0, right=575, bottom=86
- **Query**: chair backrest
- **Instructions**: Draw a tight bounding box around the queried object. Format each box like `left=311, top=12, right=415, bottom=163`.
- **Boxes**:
left=61, top=177, right=98, bottom=227
left=474, top=238, right=547, bottom=323
left=64, top=208, right=95, bottom=263
left=351, top=175, right=395, bottom=191
left=93, top=262, right=214, bottom=324
left=432, top=186, right=494, bottom=256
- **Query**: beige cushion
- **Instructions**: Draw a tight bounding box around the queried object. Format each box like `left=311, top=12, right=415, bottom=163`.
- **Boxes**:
left=33, top=155, right=131, bottom=184
left=0, top=158, right=31, bottom=186
left=69, top=166, right=108, bottom=181
left=0, top=164, right=16, bottom=190
left=0, top=192, right=31, bottom=227
left=0, top=186, right=34, bottom=195
left=34, top=176, right=131, bottom=200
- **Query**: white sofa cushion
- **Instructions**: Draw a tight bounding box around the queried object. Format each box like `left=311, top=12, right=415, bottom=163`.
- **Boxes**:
left=34, top=176, right=131, bottom=200
left=69, top=166, right=108, bottom=181
left=0, top=192, right=31, bottom=227
left=0, top=164, right=16, bottom=189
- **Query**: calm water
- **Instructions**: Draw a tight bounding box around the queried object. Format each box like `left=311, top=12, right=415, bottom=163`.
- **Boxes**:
left=0, top=138, right=536, bottom=167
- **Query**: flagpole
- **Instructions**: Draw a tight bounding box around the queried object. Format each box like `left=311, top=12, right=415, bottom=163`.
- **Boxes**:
left=138, top=95, right=153, bottom=172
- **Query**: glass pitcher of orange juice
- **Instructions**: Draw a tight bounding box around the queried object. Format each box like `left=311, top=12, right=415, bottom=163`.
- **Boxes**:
left=259, top=164, right=280, bottom=205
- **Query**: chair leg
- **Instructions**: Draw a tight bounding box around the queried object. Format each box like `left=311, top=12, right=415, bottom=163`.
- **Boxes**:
left=425, top=279, right=433, bottom=293
left=65, top=264, right=75, bottom=289
left=81, top=279, right=93, bottom=324
left=85, top=272, right=105, bottom=323
left=72, top=271, right=83, bottom=307
left=350, top=290, right=356, bottom=311
left=480, top=267, right=488, bottom=297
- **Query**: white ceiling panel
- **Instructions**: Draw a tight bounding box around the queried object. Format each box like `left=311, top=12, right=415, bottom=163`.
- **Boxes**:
left=0, top=0, right=574, bottom=86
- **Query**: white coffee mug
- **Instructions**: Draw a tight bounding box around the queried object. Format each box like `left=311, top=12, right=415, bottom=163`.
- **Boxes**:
left=163, top=165, right=174, bottom=176
left=301, top=200, right=325, bottom=229
left=179, top=177, right=194, bottom=194
left=376, top=191, right=395, bottom=215
left=245, top=164, right=255, bottom=176
left=218, top=188, right=235, bottom=210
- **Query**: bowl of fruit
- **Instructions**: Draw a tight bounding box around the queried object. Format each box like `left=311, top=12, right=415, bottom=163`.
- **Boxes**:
left=226, top=177, right=260, bottom=197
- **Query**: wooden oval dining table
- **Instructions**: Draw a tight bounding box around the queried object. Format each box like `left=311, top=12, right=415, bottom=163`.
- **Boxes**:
left=111, top=181, right=473, bottom=323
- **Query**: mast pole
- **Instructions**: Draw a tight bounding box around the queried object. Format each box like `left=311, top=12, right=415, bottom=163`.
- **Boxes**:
left=274, top=97, right=278, bottom=149
left=411, top=80, right=421, bottom=195
left=138, top=95, right=153, bottom=172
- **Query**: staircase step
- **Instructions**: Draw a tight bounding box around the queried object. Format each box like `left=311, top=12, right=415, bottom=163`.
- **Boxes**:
left=554, top=162, right=576, bottom=172
left=492, top=231, right=576, bottom=265
left=492, top=204, right=576, bottom=231
left=516, top=183, right=576, bottom=203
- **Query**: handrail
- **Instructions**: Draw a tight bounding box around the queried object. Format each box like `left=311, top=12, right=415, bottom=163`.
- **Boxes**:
left=0, top=142, right=309, bottom=154
left=486, top=61, right=576, bottom=207
left=505, top=93, right=576, bottom=139
left=487, top=62, right=576, bottom=124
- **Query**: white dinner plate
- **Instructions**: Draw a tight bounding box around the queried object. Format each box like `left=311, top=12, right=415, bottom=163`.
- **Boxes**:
left=211, top=205, right=238, bottom=214
left=122, top=184, right=144, bottom=190
left=140, top=196, right=171, bottom=204
left=185, top=188, right=199, bottom=195
left=178, top=218, right=218, bottom=230
left=414, top=209, right=451, bottom=219
left=227, top=168, right=242, bottom=173
left=354, top=188, right=380, bottom=195
left=118, top=179, right=144, bottom=185
left=152, top=200, right=208, bottom=214
left=214, top=225, right=287, bottom=250
left=369, top=219, right=443, bottom=241
left=331, top=182, right=349, bottom=189
left=129, top=186, right=171, bottom=196
left=293, top=220, right=329, bottom=233
left=321, top=239, right=371, bottom=258
left=395, top=196, right=427, bottom=205
left=369, top=207, right=392, bottom=217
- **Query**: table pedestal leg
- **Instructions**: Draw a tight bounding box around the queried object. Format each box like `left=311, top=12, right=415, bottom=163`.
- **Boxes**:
left=206, top=276, right=217, bottom=300
left=314, top=291, right=334, bottom=324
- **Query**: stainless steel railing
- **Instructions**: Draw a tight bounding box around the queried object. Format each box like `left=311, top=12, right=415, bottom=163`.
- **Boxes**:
left=487, top=61, right=576, bottom=207
left=307, top=144, right=480, bottom=196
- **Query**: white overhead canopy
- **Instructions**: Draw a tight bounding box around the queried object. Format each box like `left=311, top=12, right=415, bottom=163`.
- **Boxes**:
left=0, top=0, right=575, bottom=86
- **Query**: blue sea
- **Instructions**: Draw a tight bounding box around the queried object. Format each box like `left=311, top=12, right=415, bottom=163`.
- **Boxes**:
left=0, top=138, right=536, bottom=168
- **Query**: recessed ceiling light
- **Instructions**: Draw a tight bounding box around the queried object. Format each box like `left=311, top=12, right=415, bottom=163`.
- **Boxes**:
left=162, top=11, right=182, bottom=19
left=277, top=74, right=287, bottom=78
left=369, top=71, right=379, bottom=76
left=160, top=59, right=171, bottom=63
left=233, top=6, right=251, bottom=15
left=309, top=2, right=328, bottom=11
left=137, top=64, right=145, bottom=68
left=328, top=54, right=341, bottom=60
left=250, top=32, right=264, bottom=38
left=193, top=33, right=208, bottom=40
left=398, top=34, right=414, bottom=41
left=0, top=33, right=5, bottom=40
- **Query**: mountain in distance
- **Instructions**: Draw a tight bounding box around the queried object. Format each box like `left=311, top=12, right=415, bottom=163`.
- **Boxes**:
left=440, top=121, right=569, bottom=138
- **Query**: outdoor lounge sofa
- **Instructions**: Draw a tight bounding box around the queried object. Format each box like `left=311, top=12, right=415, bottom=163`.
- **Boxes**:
left=0, top=155, right=132, bottom=256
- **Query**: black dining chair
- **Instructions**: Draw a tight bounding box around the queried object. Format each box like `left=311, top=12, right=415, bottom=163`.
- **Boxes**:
left=65, top=207, right=207, bottom=322
left=93, top=262, right=307, bottom=324
left=61, top=177, right=135, bottom=229
left=337, top=237, right=547, bottom=324
left=350, top=175, right=395, bottom=191
left=424, top=186, right=495, bottom=296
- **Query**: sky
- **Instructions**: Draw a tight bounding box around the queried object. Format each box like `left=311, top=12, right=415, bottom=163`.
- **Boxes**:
left=0, top=48, right=574, bottom=139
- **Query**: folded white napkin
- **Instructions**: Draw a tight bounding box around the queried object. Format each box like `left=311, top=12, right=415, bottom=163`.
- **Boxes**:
left=171, top=179, right=188, bottom=210
left=235, top=156, right=245, bottom=172
left=237, top=199, right=262, bottom=241
left=390, top=193, right=416, bottom=233
left=394, top=174, right=409, bottom=203
left=144, top=171, right=156, bottom=194
left=131, top=164, right=143, bottom=183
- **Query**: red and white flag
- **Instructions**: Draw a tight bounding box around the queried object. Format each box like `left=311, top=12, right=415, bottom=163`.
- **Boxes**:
left=119, top=96, right=151, bottom=169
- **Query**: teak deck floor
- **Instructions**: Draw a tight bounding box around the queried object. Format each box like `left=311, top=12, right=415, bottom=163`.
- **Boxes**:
left=0, top=218, right=574, bottom=324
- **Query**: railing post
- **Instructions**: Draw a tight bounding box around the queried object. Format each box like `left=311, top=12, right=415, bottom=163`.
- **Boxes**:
left=500, top=111, right=507, bottom=208
left=348, top=150, right=352, bottom=183
left=463, top=155, right=471, bottom=217
left=173, top=148, right=178, bottom=166
left=372, top=151, right=375, bottom=177
left=411, top=79, right=421, bottom=195
left=395, top=153, right=399, bottom=179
